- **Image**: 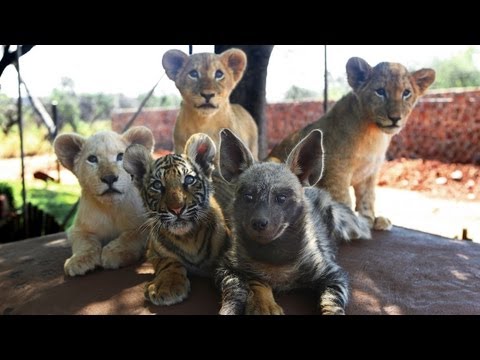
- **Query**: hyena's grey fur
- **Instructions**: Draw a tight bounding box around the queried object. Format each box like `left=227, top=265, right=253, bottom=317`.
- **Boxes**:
left=215, top=128, right=371, bottom=315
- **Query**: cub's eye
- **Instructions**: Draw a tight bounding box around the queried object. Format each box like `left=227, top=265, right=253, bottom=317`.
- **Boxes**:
left=276, top=195, right=287, bottom=204
left=152, top=180, right=163, bottom=191
left=188, top=70, right=199, bottom=79
left=116, top=153, right=124, bottom=161
left=87, top=155, right=98, bottom=163
left=215, top=70, right=224, bottom=80
left=244, top=194, right=254, bottom=202
left=403, top=89, right=412, bottom=99
left=375, top=88, right=386, bottom=97
left=184, top=175, right=195, bottom=185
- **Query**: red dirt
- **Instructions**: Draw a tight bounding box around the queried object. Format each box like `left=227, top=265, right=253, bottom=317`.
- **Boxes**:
left=378, top=158, right=479, bottom=202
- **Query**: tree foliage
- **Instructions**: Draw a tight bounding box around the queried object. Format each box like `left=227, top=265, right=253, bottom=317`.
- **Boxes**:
left=430, top=47, right=480, bottom=89
left=284, top=85, right=319, bottom=101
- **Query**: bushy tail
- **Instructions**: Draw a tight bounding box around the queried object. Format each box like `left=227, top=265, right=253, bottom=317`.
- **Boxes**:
left=329, top=202, right=372, bottom=242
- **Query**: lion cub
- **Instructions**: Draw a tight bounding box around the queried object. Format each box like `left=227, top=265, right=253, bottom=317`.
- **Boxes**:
left=54, top=126, right=155, bottom=276
left=162, top=48, right=259, bottom=161
left=268, top=57, right=435, bottom=231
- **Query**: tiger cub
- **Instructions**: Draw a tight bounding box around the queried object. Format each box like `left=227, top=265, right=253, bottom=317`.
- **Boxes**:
left=123, top=133, right=230, bottom=306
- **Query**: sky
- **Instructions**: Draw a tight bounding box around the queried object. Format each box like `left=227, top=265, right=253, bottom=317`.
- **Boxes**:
left=0, top=45, right=477, bottom=103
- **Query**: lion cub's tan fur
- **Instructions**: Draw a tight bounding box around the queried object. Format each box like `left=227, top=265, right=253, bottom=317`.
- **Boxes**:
left=162, top=48, right=258, bottom=161
left=268, top=57, right=435, bottom=231
left=54, top=126, right=154, bottom=276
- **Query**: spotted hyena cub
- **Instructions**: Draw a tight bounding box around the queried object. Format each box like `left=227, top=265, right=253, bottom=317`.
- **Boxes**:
left=215, top=128, right=371, bottom=315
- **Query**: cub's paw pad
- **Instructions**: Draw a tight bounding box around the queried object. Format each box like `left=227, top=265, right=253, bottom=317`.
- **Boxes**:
left=64, top=253, right=100, bottom=277
left=373, top=216, right=393, bottom=231
left=144, top=276, right=191, bottom=306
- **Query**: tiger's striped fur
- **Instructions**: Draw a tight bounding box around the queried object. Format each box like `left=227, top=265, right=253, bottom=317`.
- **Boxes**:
left=123, top=133, right=230, bottom=306
left=216, top=129, right=371, bottom=315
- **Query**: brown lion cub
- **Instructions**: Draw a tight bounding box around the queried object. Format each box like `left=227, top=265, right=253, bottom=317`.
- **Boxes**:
left=268, top=57, right=435, bottom=231
left=54, top=126, right=155, bottom=276
left=162, top=48, right=259, bottom=161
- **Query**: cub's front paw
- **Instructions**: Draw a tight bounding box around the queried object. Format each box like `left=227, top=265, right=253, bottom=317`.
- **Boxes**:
left=144, top=274, right=191, bottom=306
left=373, top=216, right=392, bottom=231
left=64, top=253, right=101, bottom=277
left=246, top=292, right=284, bottom=315
left=101, top=244, right=139, bottom=270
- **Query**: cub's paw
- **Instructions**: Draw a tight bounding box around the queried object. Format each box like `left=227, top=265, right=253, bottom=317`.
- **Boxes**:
left=144, top=274, right=191, bottom=306
left=321, top=305, right=345, bottom=315
left=219, top=303, right=242, bottom=315
left=373, top=216, right=393, bottom=231
left=64, top=253, right=100, bottom=277
left=246, top=292, right=284, bottom=315
left=101, top=244, right=139, bottom=270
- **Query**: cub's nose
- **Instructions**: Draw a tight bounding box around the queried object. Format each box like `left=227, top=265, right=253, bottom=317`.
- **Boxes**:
left=201, top=93, right=215, bottom=102
left=101, top=174, right=118, bottom=186
left=251, top=218, right=268, bottom=232
left=388, top=115, right=401, bottom=125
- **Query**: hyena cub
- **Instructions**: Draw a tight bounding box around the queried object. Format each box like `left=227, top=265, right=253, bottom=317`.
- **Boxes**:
left=123, top=133, right=230, bottom=306
left=216, top=129, right=371, bottom=315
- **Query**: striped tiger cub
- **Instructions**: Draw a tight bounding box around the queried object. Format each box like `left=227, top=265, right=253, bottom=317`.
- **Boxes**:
left=123, top=133, right=230, bottom=306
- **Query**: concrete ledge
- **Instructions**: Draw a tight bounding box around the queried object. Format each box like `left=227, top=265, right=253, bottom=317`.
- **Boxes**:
left=1, top=227, right=479, bottom=315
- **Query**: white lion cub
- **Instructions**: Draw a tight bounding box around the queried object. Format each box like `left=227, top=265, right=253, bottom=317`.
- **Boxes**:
left=54, top=126, right=155, bottom=277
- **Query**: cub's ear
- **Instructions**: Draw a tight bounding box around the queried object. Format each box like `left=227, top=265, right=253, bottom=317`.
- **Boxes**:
left=286, top=129, right=324, bottom=187
left=122, top=126, right=155, bottom=152
left=185, top=133, right=216, bottom=177
left=219, top=48, right=247, bottom=83
left=162, top=49, right=189, bottom=81
left=123, top=144, right=152, bottom=184
left=346, top=57, right=372, bottom=91
left=411, top=68, right=436, bottom=95
left=219, top=128, right=254, bottom=183
left=53, top=133, right=86, bottom=173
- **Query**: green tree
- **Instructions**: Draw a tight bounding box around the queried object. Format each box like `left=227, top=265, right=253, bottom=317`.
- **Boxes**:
left=79, top=93, right=114, bottom=122
left=136, top=93, right=180, bottom=108
left=50, top=77, right=81, bottom=132
left=284, top=85, right=319, bottom=101
left=430, top=47, right=480, bottom=89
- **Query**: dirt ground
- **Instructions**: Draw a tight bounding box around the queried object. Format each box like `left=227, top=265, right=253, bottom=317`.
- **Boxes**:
left=1, top=154, right=479, bottom=242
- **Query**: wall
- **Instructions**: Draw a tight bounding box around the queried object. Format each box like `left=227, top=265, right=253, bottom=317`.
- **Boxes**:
left=112, top=89, right=480, bottom=164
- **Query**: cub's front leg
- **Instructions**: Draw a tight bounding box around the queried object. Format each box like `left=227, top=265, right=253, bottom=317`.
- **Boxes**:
left=216, top=263, right=249, bottom=315
left=101, top=228, right=147, bottom=269
left=246, top=280, right=284, bottom=315
left=315, top=265, right=349, bottom=315
left=145, top=253, right=190, bottom=306
left=353, top=173, right=392, bottom=231
left=64, top=229, right=102, bottom=277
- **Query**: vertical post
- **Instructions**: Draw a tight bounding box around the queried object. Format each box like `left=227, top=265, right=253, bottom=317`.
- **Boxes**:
left=188, top=45, right=193, bottom=55
left=52, top=101, right=60, bottom=183
left=323, top=45, right=328, bottom=114
left=16, top=45, right=28, bottom=238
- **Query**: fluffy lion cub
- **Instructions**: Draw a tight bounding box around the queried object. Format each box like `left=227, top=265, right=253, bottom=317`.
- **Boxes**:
left=54, top=126, right=155, bottom=276
left=162, top=48, right=259, bottom=161
left=269, top=57, right=435, bottom=231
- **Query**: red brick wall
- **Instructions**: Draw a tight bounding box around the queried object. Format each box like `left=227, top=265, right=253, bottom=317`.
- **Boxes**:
left=111, top=89, right=480, bottom=164
left=112, top=108, right=178, bottom=151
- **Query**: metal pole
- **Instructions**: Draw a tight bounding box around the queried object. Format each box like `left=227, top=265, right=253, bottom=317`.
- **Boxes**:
left=52, top=101, right=60, bottom=182
left=16, top=46, right=28, bottom=238
left=189, top=45, right=193, bottom=55
left=323, top=45, right=328, bottom=113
